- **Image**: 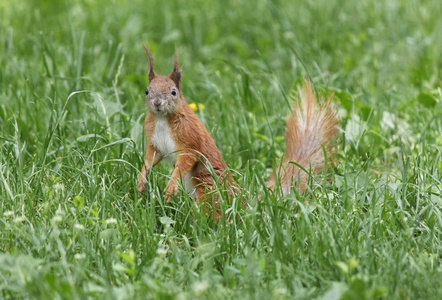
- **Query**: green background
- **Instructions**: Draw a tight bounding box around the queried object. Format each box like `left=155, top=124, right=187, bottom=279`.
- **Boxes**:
left=0, top=0, right=441, bottom=299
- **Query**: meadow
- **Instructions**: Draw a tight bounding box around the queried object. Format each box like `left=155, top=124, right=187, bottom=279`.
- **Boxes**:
left=1, top=0, right=441, bottom=299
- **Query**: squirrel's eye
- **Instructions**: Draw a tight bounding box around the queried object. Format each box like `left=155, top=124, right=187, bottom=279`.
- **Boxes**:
left=171, top=89, right=177, bottom=96
left=145, top=89, right=149, bottom=95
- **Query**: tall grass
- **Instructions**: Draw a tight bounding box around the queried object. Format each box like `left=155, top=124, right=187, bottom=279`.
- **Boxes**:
left=1, top=0, right=441, bottom=299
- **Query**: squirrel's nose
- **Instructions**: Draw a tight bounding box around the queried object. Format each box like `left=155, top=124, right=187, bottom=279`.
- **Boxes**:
left=153, top=100, right=161, bottom=107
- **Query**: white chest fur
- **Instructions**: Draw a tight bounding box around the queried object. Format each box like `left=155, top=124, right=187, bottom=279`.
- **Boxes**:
left=150, top=117, right=195, bottom=198
left=151, top=117, right=177, bottom=164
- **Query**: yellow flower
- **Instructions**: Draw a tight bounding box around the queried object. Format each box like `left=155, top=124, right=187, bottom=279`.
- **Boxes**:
left=189, top=103, right=205, bottom=112
left=189, top=103, right=197, bottom=111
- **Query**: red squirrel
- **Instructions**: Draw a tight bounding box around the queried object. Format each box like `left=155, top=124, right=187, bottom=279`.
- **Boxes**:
left=137, top=45, right=339, bottom=215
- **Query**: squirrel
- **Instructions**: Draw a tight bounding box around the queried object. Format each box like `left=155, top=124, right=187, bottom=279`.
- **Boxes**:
left=137, top=45, right=339, bottom=218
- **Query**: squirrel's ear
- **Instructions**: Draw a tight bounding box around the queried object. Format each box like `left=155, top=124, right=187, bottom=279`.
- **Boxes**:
left=143, top=43, right=156, bottom=81
left=170, top=48, right=181, bottom=89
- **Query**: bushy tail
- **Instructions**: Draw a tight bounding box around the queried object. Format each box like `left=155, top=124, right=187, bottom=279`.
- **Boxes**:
left=266, top=80, right=339, bottom=196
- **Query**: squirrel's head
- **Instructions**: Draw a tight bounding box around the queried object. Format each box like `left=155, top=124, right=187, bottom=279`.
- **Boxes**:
left=143, top=44, right=183, bottom=116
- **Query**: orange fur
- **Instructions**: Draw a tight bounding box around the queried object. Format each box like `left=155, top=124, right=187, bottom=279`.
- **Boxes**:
left=138, top=46, right=339, bottom=219
left=138, top=45, right=237, bottom=220
left=266, top=81, right=339, bottom=195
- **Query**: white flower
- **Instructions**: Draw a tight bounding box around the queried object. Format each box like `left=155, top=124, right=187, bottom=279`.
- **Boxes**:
left=13, top=216, right=26, bottom=223
left=74, top=223, right=85, bottom=230
left=3, top=211, right=14, bottom=217
left=74, top=253, right=86, bottom=260
left=192, top=280, right=209, bottom=296
left=105, top=218, right=117, bottom=225
left=53, top=215, right=62, bottom=223
left=273, top=287, right=288, bottom=296
left=156, top=247, right=168, bottom=256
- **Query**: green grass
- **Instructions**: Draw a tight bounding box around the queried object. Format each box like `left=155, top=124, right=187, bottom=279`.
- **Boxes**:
left=1, top=0, right=442, bottom=299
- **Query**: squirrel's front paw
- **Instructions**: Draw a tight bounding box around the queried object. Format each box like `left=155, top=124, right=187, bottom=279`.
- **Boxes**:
left=165, top=182, right=178, bottom=202
left=137, top=171, right=148, bottom=193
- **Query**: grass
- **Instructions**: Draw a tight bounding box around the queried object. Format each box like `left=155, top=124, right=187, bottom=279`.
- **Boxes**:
left=1, top=0, right=441, bottom=298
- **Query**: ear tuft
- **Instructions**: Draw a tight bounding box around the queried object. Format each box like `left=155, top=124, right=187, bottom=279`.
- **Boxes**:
left=170, top=47, right=181, bottom=89
left=143, top=43, right=156, bottom=81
